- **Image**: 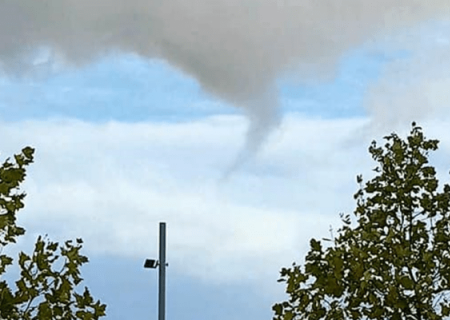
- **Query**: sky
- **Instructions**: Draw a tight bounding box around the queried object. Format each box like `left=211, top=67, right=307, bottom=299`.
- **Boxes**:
left=1, top=2, right=450, bottom=320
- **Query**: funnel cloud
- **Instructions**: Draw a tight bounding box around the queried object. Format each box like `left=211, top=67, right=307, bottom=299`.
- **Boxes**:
left=1, top=1, right=450, bottom=162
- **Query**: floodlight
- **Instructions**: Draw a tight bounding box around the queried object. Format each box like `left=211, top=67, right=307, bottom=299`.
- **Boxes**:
left=144, top=259, right=158, bottom=269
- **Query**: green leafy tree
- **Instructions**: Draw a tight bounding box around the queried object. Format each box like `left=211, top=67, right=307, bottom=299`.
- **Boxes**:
left=273, top=123, right=450, bottom=320
left=0, top=147, right=106, bottom=319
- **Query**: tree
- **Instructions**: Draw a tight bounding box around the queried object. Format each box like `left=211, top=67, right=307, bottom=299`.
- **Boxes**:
left=0, top=147, right=106, bottom=319
left=273, top=123, right=450, bottom=320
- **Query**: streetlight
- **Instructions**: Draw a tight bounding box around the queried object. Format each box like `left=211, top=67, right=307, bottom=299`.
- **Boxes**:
left=144, top=222, right=167, bottom=320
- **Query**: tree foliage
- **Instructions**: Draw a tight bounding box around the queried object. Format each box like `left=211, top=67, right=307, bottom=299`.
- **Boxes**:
left=273, top=123, right=450, bottom=320
left=0, top=147, right=106, bottom=319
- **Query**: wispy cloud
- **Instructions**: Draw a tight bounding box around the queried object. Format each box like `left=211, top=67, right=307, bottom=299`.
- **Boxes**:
left=364, top=21, right=450, bottom=129
left=4, top=114, right=449, bottom=290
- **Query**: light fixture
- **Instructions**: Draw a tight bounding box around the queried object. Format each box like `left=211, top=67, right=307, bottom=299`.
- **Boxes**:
left=144, top=259, right=159, bottom=269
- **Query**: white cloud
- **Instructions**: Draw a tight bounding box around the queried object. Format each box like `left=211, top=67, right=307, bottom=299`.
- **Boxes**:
left=364, top=21, right=450, bottom=128
left=2, top=1, right=450, bottom=159
left=1, top=114, right=450, bottom=292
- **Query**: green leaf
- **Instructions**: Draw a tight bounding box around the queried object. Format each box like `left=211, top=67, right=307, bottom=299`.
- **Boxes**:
left=272, top=304, right=283, bottom=315
left=400, top=275, right=414, bottom=290
left=310, top=239, right=321, bottom=252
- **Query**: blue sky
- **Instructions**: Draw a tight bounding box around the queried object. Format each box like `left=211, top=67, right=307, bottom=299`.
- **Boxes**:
left=2, top=3, right=450, bottom=320
left=0, top=49, right=382, bottom=123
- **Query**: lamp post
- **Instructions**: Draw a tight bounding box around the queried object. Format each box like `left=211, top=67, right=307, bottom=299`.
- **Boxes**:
left=144, top=222, right=167, bottom=320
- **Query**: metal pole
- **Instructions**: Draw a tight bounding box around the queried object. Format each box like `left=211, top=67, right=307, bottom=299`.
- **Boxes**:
left=158, top=222, right=166, bottom=320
